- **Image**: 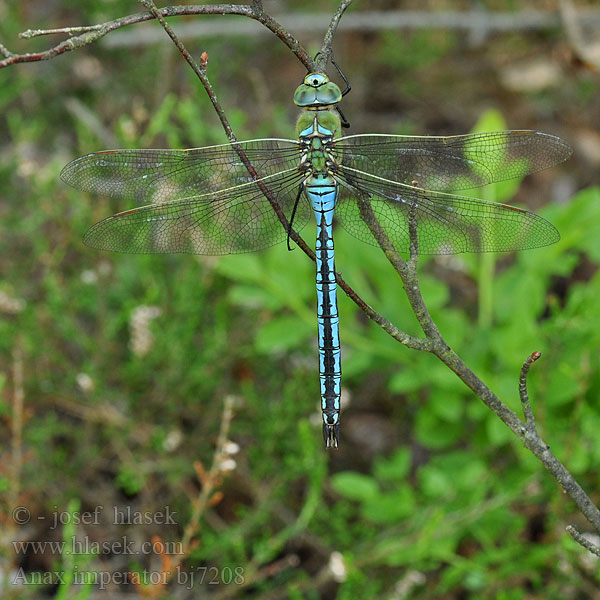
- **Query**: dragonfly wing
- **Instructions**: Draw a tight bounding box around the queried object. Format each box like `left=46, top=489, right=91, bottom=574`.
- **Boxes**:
left=333, top=131, right=572, bottom=191
left=335, top=167, right=560, bottom=254
left=83, top=169, right=309, bottom=254
left=61, top=139, right=302, bottom=203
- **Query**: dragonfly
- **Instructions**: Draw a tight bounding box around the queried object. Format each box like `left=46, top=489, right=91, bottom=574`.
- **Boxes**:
left=61, top=70, right=572, bottom=448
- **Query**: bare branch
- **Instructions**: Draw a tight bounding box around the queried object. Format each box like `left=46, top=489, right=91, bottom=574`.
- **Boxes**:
left=317, top=0, right=353, bottom=71
left=0, top=27, right=111, bottom=69
left=20, top=24, right=105, bottom=39
left=139, top=0, right=236, bottom=144
left=0, top=4, right=312, bottom=71
left=566, top=525, right=600, bottom=558
left=519, top=350, right=542, bottom=430
left=407, top=184, right=420, bottom=268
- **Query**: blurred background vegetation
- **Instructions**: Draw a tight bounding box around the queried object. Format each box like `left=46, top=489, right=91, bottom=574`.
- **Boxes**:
left=1, top=0, right=600, bottom=598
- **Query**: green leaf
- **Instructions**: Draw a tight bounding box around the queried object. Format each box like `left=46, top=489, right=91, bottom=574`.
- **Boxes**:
left=254, top=315, right=313, bottom=353
left=415, top=409, right=464, bottom=449
left=374, top=447, right=412, bottom=481
left=331, top=471, right=379, bottom=501
left=361, top=485, right=416, bottom=523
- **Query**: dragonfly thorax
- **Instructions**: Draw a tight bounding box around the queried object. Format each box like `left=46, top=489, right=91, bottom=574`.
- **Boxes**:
left=297, top=114, right=339, bottom=176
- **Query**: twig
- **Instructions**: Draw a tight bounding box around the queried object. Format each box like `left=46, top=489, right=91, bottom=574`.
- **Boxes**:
left=0, top=27, right=112, bottom=68
left=139, top=0, right=236, bottom=143
left=407, top=185, right=420, bottom=268
left=316, top=0, right=353, bottom=71
left=20, top=24, right=105, bottom=39
left=519, top=351, right=541, bottom=431
left=99, top=9, right=600, bottom=49
left=566, top=525, right=600, bottom=558
left=0, top=5, right=312, bottom=71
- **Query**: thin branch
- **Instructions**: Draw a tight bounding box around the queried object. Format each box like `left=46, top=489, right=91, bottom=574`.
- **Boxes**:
left=430, top=344, right=600, bottom=536
left=0, top=27, right=112, bottom=68
left=139, top=0, right=236, bottom=143
left=316, top=0, right=353, bottom=72
left=0, top=5, right=312, bottom=71
left=352, top=198, right=599, bottom=543
left=20, top=24, right=105, bottom=39
left=407, top=186, right=420, bottom=268
left=566, top=525, right=600, bottom=557
left=519, top=350, right=541, bottom=431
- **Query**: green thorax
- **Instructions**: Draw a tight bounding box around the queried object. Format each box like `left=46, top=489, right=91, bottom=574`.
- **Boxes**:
left=296, top=110, right=341, bottom=140
left=296, top=112, right=341, bottom=173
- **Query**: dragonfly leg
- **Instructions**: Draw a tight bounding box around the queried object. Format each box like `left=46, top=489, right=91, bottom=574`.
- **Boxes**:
left=287, top=182, right=305, bottom=251
left=330, top=52, right=351, bottom=97
left=336, top=106, right=351, bottom=129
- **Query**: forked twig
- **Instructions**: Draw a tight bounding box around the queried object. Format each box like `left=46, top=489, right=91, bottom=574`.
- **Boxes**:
left=0, top=5, right=312, bottom=70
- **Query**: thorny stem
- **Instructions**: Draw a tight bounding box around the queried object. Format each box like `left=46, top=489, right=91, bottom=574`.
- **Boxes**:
left=3, top=0, right=599, bottom=558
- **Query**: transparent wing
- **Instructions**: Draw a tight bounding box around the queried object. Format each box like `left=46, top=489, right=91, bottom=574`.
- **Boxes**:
left=61, top=139, right=302, bottom=204
left=335, top=167, right=560, bottom=254
left=333, top=131, right=572, bottom=192
left=83, top=169, right=309, bottom=255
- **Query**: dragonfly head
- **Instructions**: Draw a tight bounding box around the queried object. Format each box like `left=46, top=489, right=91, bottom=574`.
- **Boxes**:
left=294, top=72, right=342, bottom=108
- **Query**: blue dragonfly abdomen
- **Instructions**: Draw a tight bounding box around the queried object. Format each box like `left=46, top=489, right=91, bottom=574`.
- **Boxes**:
left=306, top=173, right=341, bottom=448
